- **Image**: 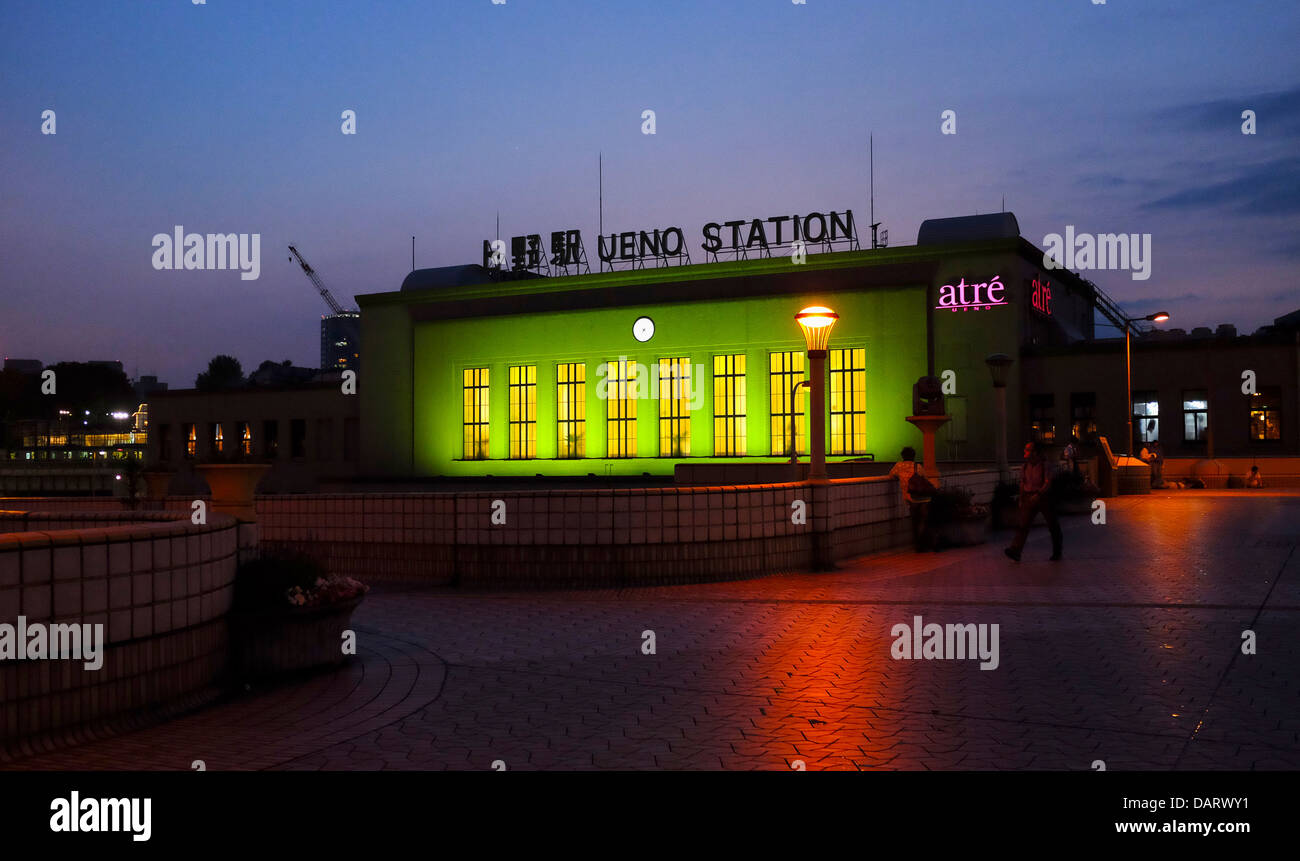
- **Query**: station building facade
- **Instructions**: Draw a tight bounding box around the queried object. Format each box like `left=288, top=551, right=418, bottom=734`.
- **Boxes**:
left=357, top=213, right=1098, bottom=478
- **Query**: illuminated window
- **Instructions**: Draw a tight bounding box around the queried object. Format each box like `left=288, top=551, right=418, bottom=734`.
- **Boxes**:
left=556, top=362, right=586, bottom=458
left=658, top=357, right=691, bottom=457
left=211, top=423, right=224, bottom=455
left=1132, top=393, right=1159, bottom=444
left=829, top=348, right=867, bottom=455
left=769, top=350, right=806, bottom=456
left=1249, top=386, right=1281, bottom=441
left=509, top=365, right=537, bottom=459
left=240, top=422, right=253, bottom=456
left=1182, top=390, right=1208, bottom=442
left=1071, top=392, right=1097, bottom=443
left=1029, top=394, right=1055, bottom=444
left=606, top=359, right=637, bottom=458
left=463, top=367, right=490, bottom=459
left=712, top=354, right=746, bottom=456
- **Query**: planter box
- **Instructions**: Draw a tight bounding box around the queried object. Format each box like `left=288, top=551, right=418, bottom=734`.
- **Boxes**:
left=195, top=463, right=271, bottom=522
left=232, top=594, right=364, bottom=679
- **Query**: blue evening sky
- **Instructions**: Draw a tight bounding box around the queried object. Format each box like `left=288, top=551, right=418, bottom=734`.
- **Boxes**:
left=2, top=0, right=1297, bottom=384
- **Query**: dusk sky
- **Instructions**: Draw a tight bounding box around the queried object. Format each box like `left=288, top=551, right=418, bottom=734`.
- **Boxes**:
left=2, top=0, right=1297, bottom=387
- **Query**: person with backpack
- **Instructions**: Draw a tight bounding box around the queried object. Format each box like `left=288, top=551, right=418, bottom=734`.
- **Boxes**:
left=889, top=446, right=937, bottom=551
left=1005, top=440, right=1062, bottom=562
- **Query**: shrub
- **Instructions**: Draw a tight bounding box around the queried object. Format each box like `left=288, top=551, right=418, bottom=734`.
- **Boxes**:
left=928, top=486, right=986, bottom=526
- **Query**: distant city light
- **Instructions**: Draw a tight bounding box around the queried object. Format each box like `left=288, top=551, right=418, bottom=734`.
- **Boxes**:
left=111, top=411, right=130, bottom=420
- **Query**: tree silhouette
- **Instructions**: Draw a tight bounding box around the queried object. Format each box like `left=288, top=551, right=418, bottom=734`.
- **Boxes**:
left=195, top=355, right=245, bottom=391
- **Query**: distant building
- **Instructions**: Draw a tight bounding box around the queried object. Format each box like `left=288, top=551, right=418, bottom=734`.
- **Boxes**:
left=147, top=382, right=359, bottom=493
left=1022, top=318, right=1299, bottom=457
left=133, top=375, right=169, bottom=400
left=321, top=313, right=360, bottom=373
left=3, top=358, right=43, bottom=374
left=249, top=360, right=320, bottom=388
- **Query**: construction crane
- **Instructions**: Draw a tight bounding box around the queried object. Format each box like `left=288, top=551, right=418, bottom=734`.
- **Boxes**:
left=288, top=244, right=353, bottom=314
left=288, top=243, right=360, bottom=372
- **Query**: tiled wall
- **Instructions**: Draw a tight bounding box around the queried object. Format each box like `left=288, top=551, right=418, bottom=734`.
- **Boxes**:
left=3, top=470, right=1000, bottom=592
left=0, top=497, right=200, bottom=513
left=257, top=470, right=1001, bottom=587
left=0, top=509, right=238, bottom=753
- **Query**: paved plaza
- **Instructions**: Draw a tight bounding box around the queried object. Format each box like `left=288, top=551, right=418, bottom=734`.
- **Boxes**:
left=5, top=491, right=1298, bottom=771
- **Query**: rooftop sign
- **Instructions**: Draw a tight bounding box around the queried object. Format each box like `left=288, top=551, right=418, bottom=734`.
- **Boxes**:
left=484, top=208, right=859, bottom=273
left=935, top=275, right=1008, bottom=312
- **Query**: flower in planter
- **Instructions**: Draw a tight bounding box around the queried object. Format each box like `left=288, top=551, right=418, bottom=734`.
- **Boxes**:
left=237, top=550, right=368, bottom=614
left=283, top=575, right=368, bottom=608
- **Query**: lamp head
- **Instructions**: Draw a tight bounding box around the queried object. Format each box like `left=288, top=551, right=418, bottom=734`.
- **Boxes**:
left=984, top=353, right=1014, bottom=388
left=796, top=306, right=838, bottom=352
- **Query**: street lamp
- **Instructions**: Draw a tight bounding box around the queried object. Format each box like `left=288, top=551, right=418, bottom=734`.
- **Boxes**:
left=1125, top=311, right=1170, bottom=454
left=796, top=305, right=838, bottom=481
left=984, top=353, right=1014, bottom=481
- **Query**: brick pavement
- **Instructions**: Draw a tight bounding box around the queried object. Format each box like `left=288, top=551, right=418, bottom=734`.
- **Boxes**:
left=4, top=491, right=1297, bottom=770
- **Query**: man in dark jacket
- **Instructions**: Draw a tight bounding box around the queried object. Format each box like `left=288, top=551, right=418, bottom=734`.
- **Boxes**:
left=1004, top=440, right=1062, bottom=562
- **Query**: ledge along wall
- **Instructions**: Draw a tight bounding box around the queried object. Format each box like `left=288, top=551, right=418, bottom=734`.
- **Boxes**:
left=0, top=508, right=238, bottom=756
left=254, top=469, right=1001, bottom=588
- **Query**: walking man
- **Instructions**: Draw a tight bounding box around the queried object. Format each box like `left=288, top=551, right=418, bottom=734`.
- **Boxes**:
left=1004, top=440, right=1062, bottom=562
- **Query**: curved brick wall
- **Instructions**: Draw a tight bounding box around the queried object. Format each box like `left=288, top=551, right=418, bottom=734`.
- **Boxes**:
left=0, top=509, right=238, bottom=755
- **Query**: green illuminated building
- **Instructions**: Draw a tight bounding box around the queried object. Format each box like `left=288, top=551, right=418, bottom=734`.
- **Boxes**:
left=357, top=214, right=1095, bottom=478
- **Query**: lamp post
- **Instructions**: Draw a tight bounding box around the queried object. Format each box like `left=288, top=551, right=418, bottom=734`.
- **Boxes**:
left=796, top=306, right=838, bottom=482
left=1125, top=311, right=1170, bottom=454
left=788, top=379, right=810, bottom=460
left=984, top=353, right=1014, bottom=481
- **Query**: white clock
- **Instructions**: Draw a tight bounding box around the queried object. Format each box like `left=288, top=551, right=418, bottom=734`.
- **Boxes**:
left=633, top=316, right=655, bottom=342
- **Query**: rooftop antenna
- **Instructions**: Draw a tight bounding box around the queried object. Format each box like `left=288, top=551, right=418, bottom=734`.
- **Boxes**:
left=869, top=135, right=882, bottom=250
left=495, top=211, right=500, bottom=241
left=1001, top=195, right=1005, bottom=212
left=599, top=152, right=605, bottom=272
left=411, top=236, right=415, bottom=272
